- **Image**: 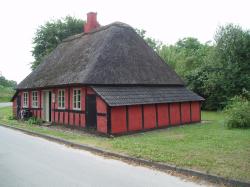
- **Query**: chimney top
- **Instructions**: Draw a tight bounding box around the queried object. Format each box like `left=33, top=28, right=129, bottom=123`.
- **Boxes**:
left=84, top=12, right=100, bottom=33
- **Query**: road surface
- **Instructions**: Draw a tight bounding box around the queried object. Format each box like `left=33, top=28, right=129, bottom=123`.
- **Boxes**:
left=0, top=102, right=12, bottom=108
left=0, top=126, right=205, bottom=187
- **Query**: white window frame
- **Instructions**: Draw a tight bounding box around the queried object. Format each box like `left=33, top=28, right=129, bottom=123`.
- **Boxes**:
left=32, top=91, right=38, bottom=108
left=23, top=92, right=28, bottom=108
left=73, top=88, right=81, bottom=110
left=58, top=89, right=65, bottom=109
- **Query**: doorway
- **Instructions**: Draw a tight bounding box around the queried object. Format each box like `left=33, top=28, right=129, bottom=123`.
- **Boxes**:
left=43, top=91, right=51, bottom=122
left=86, top=95, right=97, bottom=129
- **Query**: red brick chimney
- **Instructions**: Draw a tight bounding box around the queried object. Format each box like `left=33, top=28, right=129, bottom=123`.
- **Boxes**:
left=84, top=12, right=100, bottom=32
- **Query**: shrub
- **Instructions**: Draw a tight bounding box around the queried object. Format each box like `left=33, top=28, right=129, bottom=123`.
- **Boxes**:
left=27, top=117, right=43, bottom=125
left=224, top=96, right=250, bottom=129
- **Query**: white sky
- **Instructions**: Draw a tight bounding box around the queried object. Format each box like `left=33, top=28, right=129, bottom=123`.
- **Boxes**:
left=0, top=0, right=249, bottom=83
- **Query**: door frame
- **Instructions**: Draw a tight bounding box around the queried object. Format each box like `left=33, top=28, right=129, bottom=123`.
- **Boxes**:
left=42, top=90, right=52, bottom=122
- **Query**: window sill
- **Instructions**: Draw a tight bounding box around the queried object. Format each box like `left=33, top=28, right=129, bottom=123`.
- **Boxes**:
left=73, top=108, right=81, bottom=111
left=58, top=107, right=65, bottom=110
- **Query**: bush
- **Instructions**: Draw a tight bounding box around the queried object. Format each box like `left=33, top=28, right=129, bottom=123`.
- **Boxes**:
left=224, top=96, right=250, bottom=128
left=27, top=117, right=43, bottom=125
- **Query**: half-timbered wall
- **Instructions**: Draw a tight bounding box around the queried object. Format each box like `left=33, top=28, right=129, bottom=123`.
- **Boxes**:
left=14, top=88, right=201, bottom=135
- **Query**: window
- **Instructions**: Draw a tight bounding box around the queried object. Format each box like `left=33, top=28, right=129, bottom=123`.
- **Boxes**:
left=73, top=89, right=81, bottom=110
left=23, top=92, right=28, bottom=108
left=32, top=91, right=38, bottom=108
left=58, top=89, right=65, bottom=109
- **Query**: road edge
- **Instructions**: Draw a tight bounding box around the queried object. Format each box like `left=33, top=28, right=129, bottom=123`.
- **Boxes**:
left=0, top=123, right=249, bottom=187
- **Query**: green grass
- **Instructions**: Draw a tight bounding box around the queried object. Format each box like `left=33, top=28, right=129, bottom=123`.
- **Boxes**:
left=0, top=85, right=14, bottom=102
left=0, top=106, right=249, bottom=182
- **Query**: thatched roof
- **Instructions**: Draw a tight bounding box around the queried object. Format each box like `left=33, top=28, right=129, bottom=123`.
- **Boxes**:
left=92, top=86, right=204, bottom=106
left=17, top=22, right=184, bottom=90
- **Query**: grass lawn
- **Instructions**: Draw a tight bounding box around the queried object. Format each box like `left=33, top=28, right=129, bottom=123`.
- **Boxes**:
left=0, top=106, right=249, bottom=182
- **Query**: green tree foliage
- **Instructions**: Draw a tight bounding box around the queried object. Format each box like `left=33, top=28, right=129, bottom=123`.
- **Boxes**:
left=135, top=29, right=162, bottom=51
left=159, top=38, right=214, bottom=107
left=202, top=24, right=250, bottom=109
left=31, top=16, right=85, bottom=70
left=159, top=38, right=213, bottom=77
left=158, top=24, right=250, bottom=110
left=0, top=75, right=16, bottom=102
left=0, top=75, right=17, bottom=87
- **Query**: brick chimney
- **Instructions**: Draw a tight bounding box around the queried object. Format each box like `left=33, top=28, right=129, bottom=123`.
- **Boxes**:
left=84, top=12, right=100, bottom=32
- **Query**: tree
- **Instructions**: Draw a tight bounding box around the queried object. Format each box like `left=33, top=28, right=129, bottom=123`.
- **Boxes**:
left=135, top=29, right=162, bottom=51
left=159, top=37, right=213, bottom=81
left=201, top=24, right=250, bottom=109
left=0, top=75, right=17, bottom=87
left=31, top=16, right=85, bottom=70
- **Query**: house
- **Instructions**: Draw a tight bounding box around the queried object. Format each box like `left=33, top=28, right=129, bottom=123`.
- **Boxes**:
left=12, top=12, right=204, bottom=135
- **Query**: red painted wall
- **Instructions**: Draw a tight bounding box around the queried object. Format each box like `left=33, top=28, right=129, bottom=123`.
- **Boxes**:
left=49, top=87, right=86, bottom=128
left=143, top=104, right=156, bottom=129
left=170, top=103, right=181, bottom=125
left=128, top=105, right=142, bottom=131
left=181, top=102, right=191, bottom=124
left=15, top=86, right=201, bottom=135
left=191, top=101, right=201, bottom=122
left=96, top=96, right=107, bottom=133
left=111, top=106, right=127, bottom=134
left=97, top=116, right=107, bottom=133
left=96, top=96, right=107, bottom=113
left=157, top=104, right=169, bottom=127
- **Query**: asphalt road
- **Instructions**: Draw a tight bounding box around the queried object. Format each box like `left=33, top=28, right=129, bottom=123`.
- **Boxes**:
left=0, top=126, right=205, bottom=187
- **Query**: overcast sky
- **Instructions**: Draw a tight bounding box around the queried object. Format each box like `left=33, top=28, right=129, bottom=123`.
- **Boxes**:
left=0, top=0, right=249, bottom=83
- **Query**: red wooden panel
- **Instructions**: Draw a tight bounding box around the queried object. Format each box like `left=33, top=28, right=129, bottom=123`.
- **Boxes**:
left=97, top=116, right=107, bottom=133
left=80, top=114, right=85, bottom=128
left=96, top=96, right=107, bottom=113
left=81, top=87, right=86, bottom=111
left=54, top=112, right=58, bottom=123
left=64, top=112, right=69, bottom=125
left=128, top=105, right=142, bottom=131
left=28, top=91, right=32, bottom=108
left=64, top=88, right=69, bottom=109
left=157, top=104, right=169, bottom=127
left=111, top=106, right=127, bottom=134
left=181, top=102, right=191, bottom=124
left=39, top=90, right=42, bottom=110
left=75, top=113, right=80, bottom=127
left=54, top=88, right=58, bottom=109
left=170, top=103, right=181, bottom=125
left=191, top=101, right=201, bottom=122
left=143, top=104, right=156, bottom=129
left=69, top=113, right=74, bottom=126
left=86, top=87, right=95, bottom=94
left=20, top=91, right=23, bottom=108
left=59, top=112, right=64, bottom=124
left=70, top=88, right=73, bottom=110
